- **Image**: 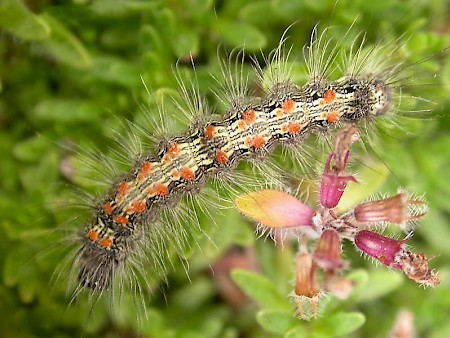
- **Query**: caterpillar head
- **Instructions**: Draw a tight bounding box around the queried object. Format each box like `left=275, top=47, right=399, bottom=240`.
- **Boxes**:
left=336, top=76, right=392, bottom=121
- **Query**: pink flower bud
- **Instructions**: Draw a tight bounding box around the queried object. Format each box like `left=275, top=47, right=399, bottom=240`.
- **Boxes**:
left=320, top=153, right=357, bottom=208
left=313, top=230, right=346, bottom=272
left=354, top=230, right=408, bottom=269
left=354, top=193, right=427, bottom=225
left=235, top=190, right=314, bottom=228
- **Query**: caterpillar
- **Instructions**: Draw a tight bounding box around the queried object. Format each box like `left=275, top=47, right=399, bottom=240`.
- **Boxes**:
left=73, top=37, right=392, bottom=292
left=4, top=1, right=449, bottom=336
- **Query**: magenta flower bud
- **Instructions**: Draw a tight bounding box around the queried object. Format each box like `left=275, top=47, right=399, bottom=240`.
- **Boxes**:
left=354, top=193, right=427, bottom=225
left=313, top=230, right=346, bottom=272
left=320, top=153, right=357, bottom=209
left=354, top=230, right=409, bottom=269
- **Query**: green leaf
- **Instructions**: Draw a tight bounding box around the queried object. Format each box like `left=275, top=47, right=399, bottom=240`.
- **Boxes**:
left=256, top=309, right=298, bottom=334
left=12, top=135, right=49, bottom=162
left=319, top=312, right=366, bottom=337
left=231, top=269, right=291, bottom=311
left=172, top=28, right=200, bottom=58
left=239, top=2, right=281, bottom=25
left=37, top=13, right=91, bottom=69
left=350, top=269, right=404, bottom=303
left=34, top=98, right=101, bottom=123
left=91, top=56, right=141, bottom=87
left=216, top=20, right=266, bottom=51
left=0, top=0, right=50, bottom=41
left=89, top=0, right=159, bottom=17
left=284, top=326, right=308, bottom=338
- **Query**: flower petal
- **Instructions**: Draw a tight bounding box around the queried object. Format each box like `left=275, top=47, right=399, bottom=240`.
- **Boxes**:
left=235, top=190, right=314, bottom=228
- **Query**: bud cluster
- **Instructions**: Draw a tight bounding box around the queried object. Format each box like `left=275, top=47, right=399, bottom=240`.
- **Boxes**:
left=235, top=125, right=439, bottom=319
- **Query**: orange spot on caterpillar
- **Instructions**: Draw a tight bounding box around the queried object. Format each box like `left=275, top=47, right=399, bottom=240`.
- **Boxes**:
left=326, top=111, right=340, bottom=123
left=127, top=200, right=146, bottom=213
left=323, top=89, right=336, bottom=103
left=114, top=215, right=128, bottom=226
left=282, top=99, right=295, bottom=113
left=116, top=181, right=128, bottom=201
left=99, top=238, right=113, bottom=249
left=238, top=120, right=247, bottom=130
left=205, top=125, right=216, bottom=139
left=87, top=229, right=98, bottom=241
left=251, top=136, right=266, bottom=149
left=167, top=143, right=179, bottom=158
left=180, top=167, right=195, bottom=181
left=281, top=124, right=288, bottom=133
left=154, top=183, right=169, bottom=196
left=138, top=161, right=152, bottom=180
left=103, top=203, right=113, bottom=215
left=288, top=123, right=301, bottom=135
left=319, top=99, right=326, bottom=106
left=163, top=143, right=180, bottom=163
left=216, top=150, right=228, bottom=164
left=171, top=169, right=181, bottom=179
left=276, top=109, right=284, bottom=117
left=243, top=109, right=256, bottom=124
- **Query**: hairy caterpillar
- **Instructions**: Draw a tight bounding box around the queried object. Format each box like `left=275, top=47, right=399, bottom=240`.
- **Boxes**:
left=4, top=1, right=449, bottom=336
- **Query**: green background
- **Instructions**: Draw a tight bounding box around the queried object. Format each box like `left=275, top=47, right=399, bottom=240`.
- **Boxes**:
left=1, top=0, right=449, bottom=337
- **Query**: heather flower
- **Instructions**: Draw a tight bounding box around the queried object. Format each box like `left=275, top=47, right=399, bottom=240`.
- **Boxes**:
left=313, top=230, right=346, bottom=272
left=320, top=125, right=359, bottom=208
left=354, top=193, right=427, bottom=226
left=292, top=253, right=324, bottom=320
left=354, top=230, right=408, bottom=269
left=235, top=125, right=439, bottom=319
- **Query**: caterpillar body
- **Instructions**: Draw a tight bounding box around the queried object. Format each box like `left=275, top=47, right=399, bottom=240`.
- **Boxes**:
left=78, top=70, right=391, bottom=292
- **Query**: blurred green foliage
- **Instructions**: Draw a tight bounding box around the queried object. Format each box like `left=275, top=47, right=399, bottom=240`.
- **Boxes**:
left=0, top=0, right=449, bottom=337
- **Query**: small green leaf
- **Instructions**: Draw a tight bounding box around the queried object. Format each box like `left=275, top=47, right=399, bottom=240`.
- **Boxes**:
left=34, top=98, right=101, bottom=123
left=239, top=2, right=281, bottom=25
left=0, top=0, right=50, bottom=41
left=284, top=326, right=308, bottom=338
left=256, top=309, right=298, bottom=334
left=89, top=0, right=159, bottom=17
left=216, top=20, right=266, bottom=51
left=319, top=312, right=366, bottom=337
left=91, top=56, right=141, bottom=87
left=231, top=269, right=290, bottom=311
left=172, top=28, right=200, bottom=58
left=37, top=13, right=91, bottom=69
left=12, top=136, right=48, bottom=162
left=350, top=269, right=404, bottom=303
